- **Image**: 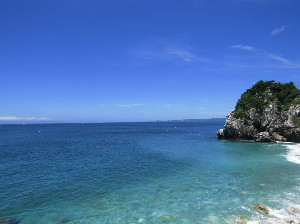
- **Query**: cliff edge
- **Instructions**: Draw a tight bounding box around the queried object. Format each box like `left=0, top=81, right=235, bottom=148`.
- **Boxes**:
left=217, top=80, right=300, bottom=142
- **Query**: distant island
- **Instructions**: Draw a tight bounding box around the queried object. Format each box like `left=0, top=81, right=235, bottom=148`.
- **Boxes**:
left=155, top=118, right=226, bottom=122
left=218, top=80, right=300, bottom=142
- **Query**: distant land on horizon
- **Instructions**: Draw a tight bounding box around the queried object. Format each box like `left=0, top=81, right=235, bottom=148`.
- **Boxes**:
left=0, top=118, right=226, bottom=125
left=155, top=118, right=226, bottom=123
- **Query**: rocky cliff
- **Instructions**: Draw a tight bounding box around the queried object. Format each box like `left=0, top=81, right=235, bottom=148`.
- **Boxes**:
left=217, top=80, right=300, bottom=142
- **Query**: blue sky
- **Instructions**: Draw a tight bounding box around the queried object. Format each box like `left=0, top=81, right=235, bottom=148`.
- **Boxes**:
left=1, top=0, right=300, bottom=123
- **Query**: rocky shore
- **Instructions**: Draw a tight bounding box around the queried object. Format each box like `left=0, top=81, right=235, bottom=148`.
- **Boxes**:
left=218, top=81, right=300, bottom=142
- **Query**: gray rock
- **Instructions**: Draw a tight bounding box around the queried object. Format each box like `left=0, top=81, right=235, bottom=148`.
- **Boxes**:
left=254, top=132, right=272, bottom=142
left=272, top=133, right=287, bottom=142
left=217, top=128, right=225, bottom=139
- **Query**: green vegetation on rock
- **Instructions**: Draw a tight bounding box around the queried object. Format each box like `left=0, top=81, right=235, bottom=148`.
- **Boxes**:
left=293, top=115, right=300, bottom=128
left=233, top=110, right=246, bottom=119
left=233, top=80, right=300, bottom=119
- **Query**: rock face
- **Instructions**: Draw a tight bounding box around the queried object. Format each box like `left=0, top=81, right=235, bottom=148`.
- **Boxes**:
left=218, top=81, right=300, bottom=142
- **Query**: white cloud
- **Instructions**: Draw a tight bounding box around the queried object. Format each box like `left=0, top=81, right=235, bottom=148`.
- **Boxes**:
left=231, top=44, right=291, bottom=64
left=231, top=44, right=254, bottom=51
left=0, top=116, right=51, bottom=121
left=114, top=104, right=144, bottom=107
left=158, top=104, right=187, bottom=109
left=158, top=104, right=172, bottom=109
left=271, top=25, right=288, bottom=36
left=268, top=54, right=290, bottom=63
left=165, top=49, right=194, bottom=59
left=165, top=49, right=209, bottom=62
left=133, top=47, right=209, bottom=63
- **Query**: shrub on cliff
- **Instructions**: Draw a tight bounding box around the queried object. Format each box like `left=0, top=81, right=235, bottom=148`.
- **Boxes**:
left=233, top=80, right=300, bottom=118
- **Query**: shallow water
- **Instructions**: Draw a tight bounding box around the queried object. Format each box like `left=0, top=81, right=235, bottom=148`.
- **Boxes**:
left=0, top=122, right=299, bottom=223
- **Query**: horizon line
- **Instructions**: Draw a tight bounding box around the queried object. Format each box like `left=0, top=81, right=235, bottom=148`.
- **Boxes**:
left=0, top=118, right=226, bottom=125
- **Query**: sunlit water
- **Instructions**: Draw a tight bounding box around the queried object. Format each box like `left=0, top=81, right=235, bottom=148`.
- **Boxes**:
left=0, top=122, right=299, bottom=223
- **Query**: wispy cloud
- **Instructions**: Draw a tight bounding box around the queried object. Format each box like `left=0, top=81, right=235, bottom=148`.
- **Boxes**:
left=114, top=104, right=144, bottom=108
left=164, top=49, right=209, bottom=62
left=0, top=116, right=51, bottom=121
left=231, top=44, right=254, bottom=51
left=133, top=48, right=209, bottom=63
left=158, top=104, right=172, bottom=109
left=158, top=104, right=187, bottom=109
left=271, top=25, right=288, bottom=36
left=231, top=44, right=291, bottom=64
left=268, top=53, right=290, bottom=63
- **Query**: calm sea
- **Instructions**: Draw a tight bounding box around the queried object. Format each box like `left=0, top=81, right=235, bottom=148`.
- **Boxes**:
left=1, top=122, right=300, bottom=223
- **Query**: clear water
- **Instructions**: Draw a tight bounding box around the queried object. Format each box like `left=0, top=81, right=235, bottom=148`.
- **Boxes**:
left=0, top=122, right=300, bottom=224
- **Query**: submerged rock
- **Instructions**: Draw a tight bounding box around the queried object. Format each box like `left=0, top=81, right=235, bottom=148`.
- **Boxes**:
left=161, top=215, right=180, bottom=223
left=217, top=81, right=300, bottom=142
left=0, top=218, right=20, bottom=224
left=253, top=203, right=269, bottom=214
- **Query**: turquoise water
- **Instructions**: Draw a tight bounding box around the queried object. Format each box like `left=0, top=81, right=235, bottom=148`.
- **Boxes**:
left=0, top=122, right=300, bottom=223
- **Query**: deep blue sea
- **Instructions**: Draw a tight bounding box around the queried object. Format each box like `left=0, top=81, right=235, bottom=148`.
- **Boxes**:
left=1, top=122, right=300, bottom=224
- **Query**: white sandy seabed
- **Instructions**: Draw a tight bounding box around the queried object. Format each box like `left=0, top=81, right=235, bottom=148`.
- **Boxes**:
left=246, top=143, right=300, bottom=224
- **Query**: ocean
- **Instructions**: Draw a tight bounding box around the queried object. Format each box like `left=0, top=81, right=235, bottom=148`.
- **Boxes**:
left=0, top=122, right=300, bottom=224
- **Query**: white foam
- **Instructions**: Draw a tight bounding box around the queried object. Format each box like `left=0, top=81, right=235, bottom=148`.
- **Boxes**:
left=246, top=143, right=300, bottom=223
left=284, top=143, right=300, bottom=164
left=247, top=205, right=300, bottom=224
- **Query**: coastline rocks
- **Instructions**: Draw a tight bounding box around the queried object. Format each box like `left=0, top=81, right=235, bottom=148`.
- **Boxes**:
left=272, top=133, right=288, bottom=142
left=254, top=132, right=272, bottom=142
left=218, top=105, right=300, bottom=142
left=253, top=203, right=269, bottom=214
left=217, top=110, right=259, bottom=141
left=217, top=81, right=300, bottom=142
left=0, top=218, right=20, bottom=224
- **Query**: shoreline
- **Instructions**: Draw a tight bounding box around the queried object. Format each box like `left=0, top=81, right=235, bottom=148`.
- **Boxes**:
left=284, top=143, right=300, bottom=165
left=246, top=143, right=300, bottom=224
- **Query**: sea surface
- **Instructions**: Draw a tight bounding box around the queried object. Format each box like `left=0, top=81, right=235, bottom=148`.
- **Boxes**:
left=1, top=122, right=300, bottom=224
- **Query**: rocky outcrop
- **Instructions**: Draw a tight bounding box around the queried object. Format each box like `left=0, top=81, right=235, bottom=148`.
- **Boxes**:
left=254, top=132, right=272, bottom=142
left=253, top=203, right=269, bottom=214
left=218, top=81, right=300, bottom=142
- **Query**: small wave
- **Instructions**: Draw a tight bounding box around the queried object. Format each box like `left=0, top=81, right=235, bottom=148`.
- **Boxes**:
left=283, top=143, right=300, bottom=164
left=246, top=204, right=300, bottom=224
